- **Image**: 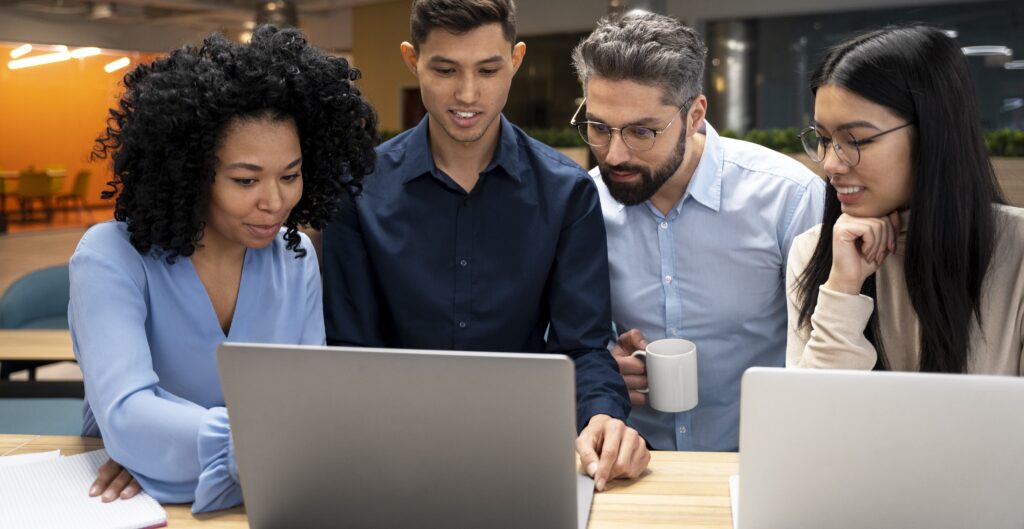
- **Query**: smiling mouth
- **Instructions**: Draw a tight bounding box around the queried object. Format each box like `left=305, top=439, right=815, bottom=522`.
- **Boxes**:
left=834, top=186, right=865, bottom=194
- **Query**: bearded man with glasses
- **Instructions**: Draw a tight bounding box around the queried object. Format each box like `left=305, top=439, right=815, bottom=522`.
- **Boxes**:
left=571, top=12, right=826, bottom=452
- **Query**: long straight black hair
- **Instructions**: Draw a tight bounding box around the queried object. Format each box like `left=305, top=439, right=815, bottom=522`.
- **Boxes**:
left=796, top=25, right=1005, bottom=373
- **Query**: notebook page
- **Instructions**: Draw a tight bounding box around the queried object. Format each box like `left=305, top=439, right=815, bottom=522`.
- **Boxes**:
left=0, top=449, right=59, bottom=468
left=0, top=449, right=167, bottom=529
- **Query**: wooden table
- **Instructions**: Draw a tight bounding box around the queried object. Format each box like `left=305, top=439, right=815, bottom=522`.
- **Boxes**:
left=0, top=329, right=75, bottom=362
left=0, top=435, right=737, bottom=528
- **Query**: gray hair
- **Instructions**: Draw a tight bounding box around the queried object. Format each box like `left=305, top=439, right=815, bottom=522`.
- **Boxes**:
left=571, top=12, right=707, bottom=107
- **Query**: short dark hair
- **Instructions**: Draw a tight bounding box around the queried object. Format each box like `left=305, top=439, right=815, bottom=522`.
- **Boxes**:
left=93, top=25, right=378, bottom=261
left=409, top=0, right=516, bottom=50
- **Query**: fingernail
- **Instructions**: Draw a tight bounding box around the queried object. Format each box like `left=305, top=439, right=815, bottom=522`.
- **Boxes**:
left=596, top=479, right=606, bottom=491
left=121, top=490, right=132, bottom=499
left=89, top=485, right=101, bottom=496
left=586, top=462, right=598, bottom=476
left=102, top=492, right=115, bottom=502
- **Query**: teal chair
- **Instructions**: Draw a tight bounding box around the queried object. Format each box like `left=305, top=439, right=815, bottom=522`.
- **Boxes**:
left=0, top=265, right=71, bottom=379
left=0, top=265, right=83, bottom=434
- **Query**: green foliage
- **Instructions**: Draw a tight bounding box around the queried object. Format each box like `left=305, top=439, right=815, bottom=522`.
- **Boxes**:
left=380, top=126, right=1024, bottom=156
left=984, top=129, right=1024, bottom=157
left=376, top=127, right=586, bottom=148
left=720, top=127, right=803, bottom=154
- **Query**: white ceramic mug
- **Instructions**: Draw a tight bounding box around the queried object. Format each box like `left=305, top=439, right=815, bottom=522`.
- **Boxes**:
left=631, top=338, right=699, bottom=413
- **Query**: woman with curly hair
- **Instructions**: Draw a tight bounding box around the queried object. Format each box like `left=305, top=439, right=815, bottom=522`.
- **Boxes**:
left=69, top=25, right=377, bottom=512
left=787, top=25, right=1023, bottom=374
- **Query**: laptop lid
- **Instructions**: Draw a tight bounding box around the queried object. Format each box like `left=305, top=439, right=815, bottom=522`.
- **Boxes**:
left=218, top=343, right=587, bottom=529
left=738, top=367, right=1024, bottom=529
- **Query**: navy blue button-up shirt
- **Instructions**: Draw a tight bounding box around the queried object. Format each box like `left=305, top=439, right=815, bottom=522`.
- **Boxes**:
left=322, top=116, right=629, bottom=430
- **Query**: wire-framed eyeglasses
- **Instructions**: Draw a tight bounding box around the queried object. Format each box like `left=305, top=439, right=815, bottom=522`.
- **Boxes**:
left=799, top=122, right=914, bottom=167
left=570, top=97, right=689, bottom=152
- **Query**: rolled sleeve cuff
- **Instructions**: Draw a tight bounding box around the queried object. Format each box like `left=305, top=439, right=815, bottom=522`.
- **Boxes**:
left=578, top=397, right=628, bottom=432
left=192, top=407, right=244, bottom=513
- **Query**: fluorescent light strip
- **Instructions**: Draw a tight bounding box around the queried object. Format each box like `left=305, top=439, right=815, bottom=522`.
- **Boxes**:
left=961, top=45, right=1013, bottom=57
left=1006, top=61, right=1024, bottom=70
left=104, top=56, right=130, bottom=73
left=8, top=51, right=71, bottom=70
left=70, top=47, right=101, bottom=59
left=10, top=44, right=32, bottom=58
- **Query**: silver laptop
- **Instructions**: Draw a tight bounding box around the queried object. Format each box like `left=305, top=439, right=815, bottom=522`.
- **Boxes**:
left=736, top=367, right=1024, bottom=529
left=218, top=343, right=594, bottom=529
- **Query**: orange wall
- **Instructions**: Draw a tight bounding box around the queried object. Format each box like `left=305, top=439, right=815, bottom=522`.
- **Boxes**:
left=0, top=45, right=161, bottom=207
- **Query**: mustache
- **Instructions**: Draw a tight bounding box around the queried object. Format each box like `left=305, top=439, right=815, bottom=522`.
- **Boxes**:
left=601, top=162, right=648, bottom=174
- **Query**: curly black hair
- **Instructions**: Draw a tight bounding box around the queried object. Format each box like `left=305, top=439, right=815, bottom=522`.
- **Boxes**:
left=93, top=25, right=378, bottom=259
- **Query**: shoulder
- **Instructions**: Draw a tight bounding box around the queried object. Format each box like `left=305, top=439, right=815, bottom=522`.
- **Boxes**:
left=994, top=204, right=1024, bottom=246
left=514, top=125, right=593, bottom=188
left=790, top=223, right=824, bottom=265
left=72, top=221, right=145, bottom=266
left=719, top=137, right=823, bottom=192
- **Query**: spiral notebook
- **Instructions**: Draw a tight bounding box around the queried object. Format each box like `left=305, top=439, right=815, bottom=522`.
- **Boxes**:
left=0, top=449, right=167, bottom=529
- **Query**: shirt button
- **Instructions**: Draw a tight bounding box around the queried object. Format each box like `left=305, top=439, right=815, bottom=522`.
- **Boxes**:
left=458, top=321, right=467, bottom=328
left=670, top=328, right=679, bottom=336
left=660, top=221, right=669, bottom=229
left=679, top=426, right=687, bottom=434
left=459, top=259, right=468, bottom=267
left=664, top=275, right=673, bottom=284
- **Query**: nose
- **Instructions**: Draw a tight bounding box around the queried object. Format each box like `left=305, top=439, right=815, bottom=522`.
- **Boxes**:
left=454, top=72, right=479, bottom=106
left=257, top=180, right=284, bottom=213
left=820, top=144, right=849, bottom=177
left=603, top=131, right=632, bottom=167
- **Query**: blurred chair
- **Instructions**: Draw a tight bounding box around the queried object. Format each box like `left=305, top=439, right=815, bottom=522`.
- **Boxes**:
left=0, top=265, right=71, bottom=380
left=46, top=165, right=66, bottom=197
left=56, top=169, right=92, bottom=224
left=13, top=169, right=54, bottom=223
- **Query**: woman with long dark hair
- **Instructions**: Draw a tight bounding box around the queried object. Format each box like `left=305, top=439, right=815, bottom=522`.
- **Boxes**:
left=71, top=26, right=377, bottom=512
left=787, top=25, right=1023, bottom=373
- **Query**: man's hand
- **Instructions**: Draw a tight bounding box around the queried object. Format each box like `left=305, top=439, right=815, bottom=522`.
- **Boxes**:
left=576, top=414, right=650, bottom=491
left=89, top=458, right=141, bottom=502
left=610, top=329, right=649, bottom=407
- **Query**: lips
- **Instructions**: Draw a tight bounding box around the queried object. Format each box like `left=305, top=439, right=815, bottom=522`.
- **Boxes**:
left=834, top=185, right=865, bottom=205
left=449, top=109, right=482, bottom=128
left=246, top=222, right=282, bottom=239
left=609, top=171, right=640, bottom=183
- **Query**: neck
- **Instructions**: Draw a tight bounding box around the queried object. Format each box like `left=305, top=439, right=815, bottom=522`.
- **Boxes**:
left=192, top=230, right=247, bottom=267
left=649, top=131, right=706, bottom=216
left=428, top=116, right=502, bottom=191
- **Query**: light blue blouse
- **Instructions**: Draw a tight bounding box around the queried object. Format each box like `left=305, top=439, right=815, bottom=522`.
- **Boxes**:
left=69, top=221, right=324, bottom=513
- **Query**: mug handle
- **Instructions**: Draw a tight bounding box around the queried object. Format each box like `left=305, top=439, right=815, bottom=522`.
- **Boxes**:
left=630, top=350, right=649, bottom=394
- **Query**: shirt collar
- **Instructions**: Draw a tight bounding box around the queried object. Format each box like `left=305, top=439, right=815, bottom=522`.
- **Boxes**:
left=681, top=120, right=724, bottom=213
left=396, top=114, right=523, bottom=185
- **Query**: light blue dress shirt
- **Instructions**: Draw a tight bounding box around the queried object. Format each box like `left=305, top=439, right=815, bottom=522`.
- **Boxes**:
left=69, top=221, right=324, bottom=512
left=592, top=122, right=825, bottom=451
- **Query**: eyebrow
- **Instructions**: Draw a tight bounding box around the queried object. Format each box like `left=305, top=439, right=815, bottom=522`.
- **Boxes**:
left=427, top=55, right=504, bottom=66
left=813, top=120, right=881, bottom=133
left=584, top=112, right=664, bottom=127
left=223, top=157, right=302, bottom=172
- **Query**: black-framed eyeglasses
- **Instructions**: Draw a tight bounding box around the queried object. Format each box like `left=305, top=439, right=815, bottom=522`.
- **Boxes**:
left=569, top=97, right=689, bottom=152
left=799, top=122, right=914, bottom=167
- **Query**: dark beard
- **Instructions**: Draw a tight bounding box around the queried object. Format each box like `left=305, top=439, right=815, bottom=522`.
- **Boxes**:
left=598, top=134, right=687, bottom=206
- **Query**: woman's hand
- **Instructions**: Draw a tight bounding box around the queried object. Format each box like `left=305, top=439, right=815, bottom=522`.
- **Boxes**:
left=825, top=211, right=901, bottom=295
left=89, top=458, right=141, bottom=502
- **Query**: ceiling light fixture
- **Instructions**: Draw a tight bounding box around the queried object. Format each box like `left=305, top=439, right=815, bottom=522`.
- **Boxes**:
left=70, top=47, right=101, bottom=59
left=9, top=51, right=71, bottom=70
left=10, top=44, right=32, bottom=58
left=104, top=57, right=131, bottom=73
left=961, top=46, right=1012, bottom=57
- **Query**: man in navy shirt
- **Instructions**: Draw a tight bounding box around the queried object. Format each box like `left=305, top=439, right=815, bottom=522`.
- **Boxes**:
left=322, top=0, right=649, bottom=490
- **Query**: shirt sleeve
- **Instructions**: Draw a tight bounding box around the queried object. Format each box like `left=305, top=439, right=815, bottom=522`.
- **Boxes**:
left=785, top=229, right=878, bottom=369
left=545, top=174, right=630, bottom=431
left=322, top=195, right=386, bottom=347
left=299, top=233, right=327, bottom=346
left=69, top=243, right=242, bottom=513
left=780, top=176, right=826, bottom=271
